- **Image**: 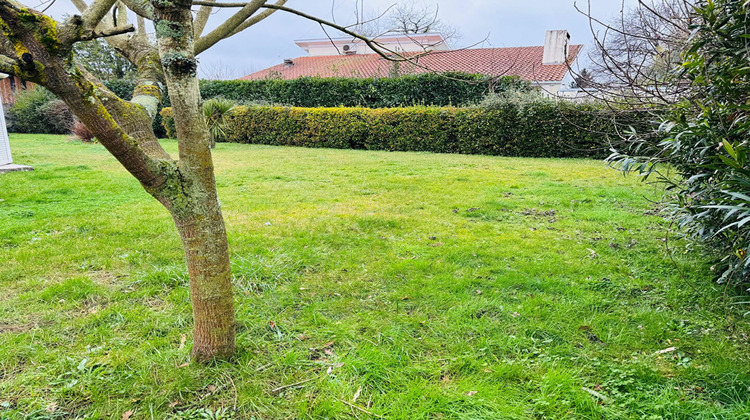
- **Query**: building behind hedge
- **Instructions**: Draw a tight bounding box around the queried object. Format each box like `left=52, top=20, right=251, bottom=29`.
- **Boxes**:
left=243, top=30, right=582, bottom=97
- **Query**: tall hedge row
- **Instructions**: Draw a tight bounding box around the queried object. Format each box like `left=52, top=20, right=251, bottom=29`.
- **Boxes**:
left=197, top=73, right=526, bottom=108
left=105, top=73, right=525, bottom=109
left=162, top=104, right=650, bottom=159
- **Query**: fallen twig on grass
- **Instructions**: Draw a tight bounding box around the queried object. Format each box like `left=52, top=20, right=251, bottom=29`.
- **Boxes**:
left=339, top=399, right=384, bottom=419
left=255, top=362, right=274, bottom=372
left=271, top=378, right=315, bottom=394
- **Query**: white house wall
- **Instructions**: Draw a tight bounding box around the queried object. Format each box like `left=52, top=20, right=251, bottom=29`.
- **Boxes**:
left=296, top=34, right=449, bottom=57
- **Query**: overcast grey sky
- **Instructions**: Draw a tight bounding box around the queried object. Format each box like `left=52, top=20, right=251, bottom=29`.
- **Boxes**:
left=26, top=0, right=637, bottom=78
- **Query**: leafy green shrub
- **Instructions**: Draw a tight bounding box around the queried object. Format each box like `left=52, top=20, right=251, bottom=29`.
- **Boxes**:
left=9, top=88, right=73, bottom=134
left=105, top=73, right=527, bottom=138
left=103, top=79, right=136, bottom=101
left=160, top=107, right=176, bottom=139
left=162, top=103, right=649, bottom=158
left=202, top=98, right=237, bottom=148
left=105, top=73, right=519, bottom=109
left=609, top=0, right=750, bottom=286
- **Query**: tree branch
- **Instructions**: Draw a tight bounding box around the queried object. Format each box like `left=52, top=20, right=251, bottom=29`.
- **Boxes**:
left=80, top=0, right=118, bottom=32
left=113, top=1, right=129, bottom=27
left=70, top=0, right=89, bottom=13
left=191, top=1, right=412, bottom=61
left=0, top=54, right=17, bottom=74
left=76, top=0, right=164, bottom=115
left=193, top=0, right=216, bottom=38
left=79, top=24, right=135, bottom=41
left=227, top=0, right=287, bottom=37
left=262, top=3, right=414, bottom=61
left=193, top=0, right=265, bottom=55
left=119, top=0, right=154, bottom=20
left=137, top=15, right=147, bottom=39
left=637, top=0, right=690, bottom=34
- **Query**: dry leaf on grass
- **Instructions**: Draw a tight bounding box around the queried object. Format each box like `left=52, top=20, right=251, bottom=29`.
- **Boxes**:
left=327, top=363, right=345, bottom=374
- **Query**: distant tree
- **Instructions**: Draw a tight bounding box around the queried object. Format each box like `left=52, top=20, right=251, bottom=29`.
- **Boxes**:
left=576, top=0, right=694, bottom=105
left=199, top=59, right=256, bottom=80
left=571, top=68, right=594, bottom=89
left=74, top=39, right=136, bottom=81
left=388, top=1, right=459, bottom=42
left=359, top=1, right=460, bottom=47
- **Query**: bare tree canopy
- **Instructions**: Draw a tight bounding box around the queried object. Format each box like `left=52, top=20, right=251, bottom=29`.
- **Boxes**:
left=357, top=0, right=460, bottom=46
left=0, top=0, right=401, bottom=362
left=575, top=0, right=695, bottom=105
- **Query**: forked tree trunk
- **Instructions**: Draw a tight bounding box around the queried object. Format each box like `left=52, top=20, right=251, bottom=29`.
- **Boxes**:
left=0, top=0, right=320, bottom=365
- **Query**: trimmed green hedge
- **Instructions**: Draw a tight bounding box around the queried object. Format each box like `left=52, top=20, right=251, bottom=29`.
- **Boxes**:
left=109, top=73, right=526, bottom=109
left=162, top=104, right=651, bottom=159
left=197, top=73, right=526, bottom=108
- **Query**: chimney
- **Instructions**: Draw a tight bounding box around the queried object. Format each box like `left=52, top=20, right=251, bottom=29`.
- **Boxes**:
left=283, top=58, right=294, bottom=67
left=542, top=30, right=570, bottom=65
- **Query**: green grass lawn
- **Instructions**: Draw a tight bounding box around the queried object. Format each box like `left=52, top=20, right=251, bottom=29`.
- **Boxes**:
left=1, top=134, right=749, bottom=419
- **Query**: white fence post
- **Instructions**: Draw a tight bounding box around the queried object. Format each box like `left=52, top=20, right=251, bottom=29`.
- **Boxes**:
left=0, top=99, right=12, bottom=166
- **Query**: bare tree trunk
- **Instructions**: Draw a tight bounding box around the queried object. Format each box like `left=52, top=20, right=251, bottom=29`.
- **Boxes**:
left=174, top=205, right=235, bottom=361
left=153, top=0, right=236, bottom=362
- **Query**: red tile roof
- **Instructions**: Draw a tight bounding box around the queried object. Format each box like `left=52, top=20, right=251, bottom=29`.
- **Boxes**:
left=241, top=45, right=582, bottom=82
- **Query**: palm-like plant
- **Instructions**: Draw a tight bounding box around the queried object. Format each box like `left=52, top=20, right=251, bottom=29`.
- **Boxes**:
left=201, top=98, right=237, bottom=148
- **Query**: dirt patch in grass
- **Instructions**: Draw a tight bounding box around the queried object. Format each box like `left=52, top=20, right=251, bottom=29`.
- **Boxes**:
left=0, top=321, right=42, bottom=334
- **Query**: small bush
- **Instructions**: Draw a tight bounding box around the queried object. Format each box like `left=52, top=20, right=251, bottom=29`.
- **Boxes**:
left=39, top=99, right=75, bottom=134
left=9, top=88, right=73, bottom=134
left=71, top=120, right=95, bottom=142
left=478, top=89, right=553, bottom=108
left=160, top=107, right=176, bottom=139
